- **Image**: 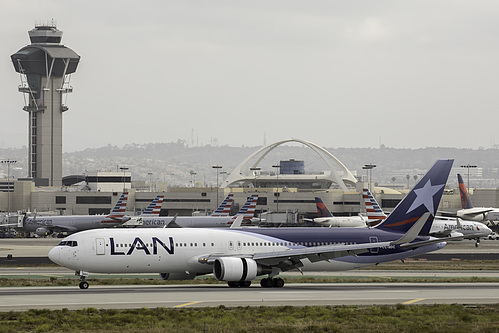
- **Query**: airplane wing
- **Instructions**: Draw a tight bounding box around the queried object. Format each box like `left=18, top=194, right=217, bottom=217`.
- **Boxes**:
left=459, top=208, right=494, bottom=218
left=201, top=212, right=433, bottom=271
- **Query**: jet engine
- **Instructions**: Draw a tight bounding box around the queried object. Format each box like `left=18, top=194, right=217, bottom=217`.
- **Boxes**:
left=35, top=227, right=53, bottom=237
left=159, top=272, right=197, bottom=280
left=213, top=257, right=260, bottom=281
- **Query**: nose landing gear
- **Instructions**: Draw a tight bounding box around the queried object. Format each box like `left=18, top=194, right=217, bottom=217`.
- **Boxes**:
left=76, top=271, right=89, bottom=289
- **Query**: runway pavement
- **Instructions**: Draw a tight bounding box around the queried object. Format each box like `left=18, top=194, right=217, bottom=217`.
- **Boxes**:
left=1, top=283, right=499, bottom=311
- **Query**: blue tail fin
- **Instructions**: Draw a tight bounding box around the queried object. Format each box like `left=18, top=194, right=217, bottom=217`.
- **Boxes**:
left=314, top=197, right=333, bottom=218
left=377, top=160, right=453, bottom=235
left=457, top=174, right=474, bottom=209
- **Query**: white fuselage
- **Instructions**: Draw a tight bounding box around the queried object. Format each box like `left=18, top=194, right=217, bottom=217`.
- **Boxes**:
left=430, top=218, right=491, bottom=238
left=48, top=228, right=445, bottom=276
left=312, top=216, right=366, bottom=228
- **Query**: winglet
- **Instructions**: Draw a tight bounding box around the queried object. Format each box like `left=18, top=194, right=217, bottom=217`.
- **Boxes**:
left=230, top=215, right=244, bottom=228
left=391, top=212, right=431, bottom=245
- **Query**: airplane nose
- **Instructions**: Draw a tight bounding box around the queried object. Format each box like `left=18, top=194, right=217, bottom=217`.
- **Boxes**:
left=48, top=247, right=60, bottom=264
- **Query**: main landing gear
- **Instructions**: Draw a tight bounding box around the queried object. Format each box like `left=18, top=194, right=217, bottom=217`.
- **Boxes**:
left=226, top=277, right=285, bottom=288
left=260, top=277, right=284, bottom=288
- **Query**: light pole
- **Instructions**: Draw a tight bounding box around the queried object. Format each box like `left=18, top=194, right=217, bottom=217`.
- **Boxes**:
left=1, top=160, right=17, bottom=215
left=272, top=164, right=281, bottom=212
left=363, top=164, right=376, bottom=191
left=119, top=167, right=129, bottom=192
left=461, top=164, right=477, bottom=190
left=250, top=167, right=261, bottom=189
left=212, top=165, right=222, bottom=207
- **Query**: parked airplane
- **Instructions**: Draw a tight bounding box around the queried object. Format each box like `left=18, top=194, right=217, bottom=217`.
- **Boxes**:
left=124, top=194, right=257, bottom=228
left=17, top=192, right=129, bottom=236
left=364, top=186, right=491, bottom=245
left=49, top=160, right=461, bottom=289
left=456, top=174, right=499, bottom=224
left=305, top=197, right=368, bottom=228
left=429, top=215, right=491, bottom=246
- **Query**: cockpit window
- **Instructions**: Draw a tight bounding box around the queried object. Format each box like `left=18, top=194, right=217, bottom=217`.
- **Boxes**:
left=58, top=240, right=78, bottom=247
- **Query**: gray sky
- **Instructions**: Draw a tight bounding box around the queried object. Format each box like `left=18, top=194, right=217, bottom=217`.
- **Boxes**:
left=2, top=1, right=499, bottom=152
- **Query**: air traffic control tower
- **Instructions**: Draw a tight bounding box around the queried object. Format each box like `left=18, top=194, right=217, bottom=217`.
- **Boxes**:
left=11, top=23, right=80, bottom=186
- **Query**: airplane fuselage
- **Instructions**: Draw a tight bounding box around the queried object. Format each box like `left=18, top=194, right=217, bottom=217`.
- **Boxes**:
left=49, top=228, right=445, bottom=275
left=19, top=215, right=123, bottom=234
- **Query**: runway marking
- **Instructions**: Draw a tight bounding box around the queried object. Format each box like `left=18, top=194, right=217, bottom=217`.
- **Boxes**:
left=173, top=301, right=202, bottom=308
left=403, top=298, right=425, bottom=304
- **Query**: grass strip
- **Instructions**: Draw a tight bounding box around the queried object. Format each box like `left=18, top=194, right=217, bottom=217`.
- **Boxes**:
left=0, top=304, right=498, bottom=332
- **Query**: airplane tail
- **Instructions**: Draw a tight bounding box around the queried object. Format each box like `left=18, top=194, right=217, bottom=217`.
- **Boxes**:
left=314, top=197, right=333, bottom=218
left=235, top=194, right=258, bottom=219
left=211, top=194, right=234, bottom=216
left=105, top=192, right=129, bottom=222
left=141, top=195, right=164, bottom=216
left=376, top=159, right=453, bottom=236
left=457, top=174, right=474, bottom=209
left=362, top=188, right=387, bottom=225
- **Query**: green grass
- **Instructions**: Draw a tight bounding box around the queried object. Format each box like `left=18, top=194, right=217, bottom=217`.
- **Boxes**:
left=0, top=304, right=498, bottom=332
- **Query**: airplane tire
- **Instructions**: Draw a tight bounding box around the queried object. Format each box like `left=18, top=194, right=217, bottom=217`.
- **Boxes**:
left=79, top=281, right=89, bottom=289
left=260, top=278, right=273, bottom=288
left=239, top=281, right=251, bottom=288
left=227, top=281, right=240, bottom=288
left=272, top=278, right=284, bottom=288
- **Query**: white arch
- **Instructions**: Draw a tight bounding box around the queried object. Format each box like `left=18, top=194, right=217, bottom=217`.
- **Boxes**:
left=222, top=138, right=357, bottom=191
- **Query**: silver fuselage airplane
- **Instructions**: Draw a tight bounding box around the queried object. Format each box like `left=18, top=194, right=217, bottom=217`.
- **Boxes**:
left=17, top=192, right=129, bottom=236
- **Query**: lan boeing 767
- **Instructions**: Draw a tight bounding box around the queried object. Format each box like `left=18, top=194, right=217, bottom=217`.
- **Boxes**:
left=49, top=160, right=456, bottom=289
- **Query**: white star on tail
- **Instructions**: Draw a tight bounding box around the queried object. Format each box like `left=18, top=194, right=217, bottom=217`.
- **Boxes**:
left=406, top=180, right=445, bottom=215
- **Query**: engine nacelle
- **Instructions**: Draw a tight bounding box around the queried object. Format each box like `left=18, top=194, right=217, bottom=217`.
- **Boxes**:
left=213, top=257, right=258, bottom=282
left=159, top=272, right=197, bottom=280
left=35, top=227, right=53, bottom=237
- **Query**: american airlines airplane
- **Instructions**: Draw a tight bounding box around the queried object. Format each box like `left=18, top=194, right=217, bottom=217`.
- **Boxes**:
left=125, top=194, right=258, bottom=228
left=456, top=174, right=499, bottom=224
left=364, top=186, right=491, bottom=244
left=17, top=192, right=129, bottom=236
left=50, top=160, right=460, bottom=289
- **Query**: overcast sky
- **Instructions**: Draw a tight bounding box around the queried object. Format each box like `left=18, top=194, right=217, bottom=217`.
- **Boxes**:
left=1, top=1, right=499, bottom=152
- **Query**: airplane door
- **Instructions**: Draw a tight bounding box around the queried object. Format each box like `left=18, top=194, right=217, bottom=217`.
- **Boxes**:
left=95, top=238, right=106, bottom=255
left=228, top=241, right=234, bottom=251
left=237, top=241, right=242, bottom=253
left=369, top=237, right=379, bottom=254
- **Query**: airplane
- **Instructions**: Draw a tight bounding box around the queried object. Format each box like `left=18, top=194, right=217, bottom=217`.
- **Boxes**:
left=17, top=192, right=129, bottom=237
left=210, top=193, right=234, bottom=216
left=124, top=194, right=257, bottom=228
left=305, top=197, right=369, bottom=228
left=49, top=159, right=466, bottom=290
left=456, top=173, right=499, bottom=224
left=363, top=186, right=491, bottom=245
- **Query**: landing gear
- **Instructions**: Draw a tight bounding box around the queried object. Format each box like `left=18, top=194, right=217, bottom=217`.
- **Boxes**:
left=79, top=281, right=89, bottom=289
left=475, top=238, right=480, bottom=247
left=260, top=277, right=284, bottom=288
left=227, top=280, right=252, bottom=288
left=77, top=271, right=89, bottom=289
